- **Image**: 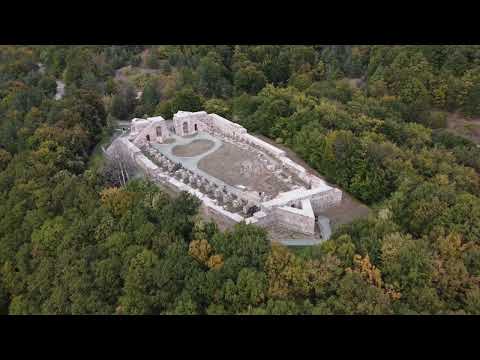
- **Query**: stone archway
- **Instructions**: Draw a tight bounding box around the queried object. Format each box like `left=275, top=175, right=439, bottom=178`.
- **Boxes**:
left=194, top=123, right=198, bottom=132
left=183, top=122, right=188, bottom=135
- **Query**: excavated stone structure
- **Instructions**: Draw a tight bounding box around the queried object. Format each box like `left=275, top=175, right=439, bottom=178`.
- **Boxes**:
left=109, top=110, right=343, bottom=237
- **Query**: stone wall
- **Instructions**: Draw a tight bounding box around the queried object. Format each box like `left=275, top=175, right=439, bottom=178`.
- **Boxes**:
left=248, top=199, right=316, bottom=235
left=173, top=111, right=210, bottom=136
left=107, top=137, right=141, bottom=161
left=130, top=118, right=150, bottom=135
left=132, top=116, right=170, bottom=146
left=279, top=156, right=306, bottom=175
left=272, top=201, right=315, bottom=235
left=246, top=210, right=274, bottom=227
left=109, top=136, right=247, bottom=224
left=118, top=110, right=345, bottom=240
left=241, top=133, right=286, bottom=158
left=209, top=114, right=247, bottom=137
left=135, top=154, right=160, bottom=177
left=310, top=188, right=343, bottom=212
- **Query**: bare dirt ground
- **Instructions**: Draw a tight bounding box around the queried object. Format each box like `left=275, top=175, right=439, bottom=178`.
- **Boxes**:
left=319, top=196, right=370, bottom=231
left=197, top=142, right=291, bottom=197
left=446, top=112, right=480, bottom=144
left=171, top=139, right=215, bottom=157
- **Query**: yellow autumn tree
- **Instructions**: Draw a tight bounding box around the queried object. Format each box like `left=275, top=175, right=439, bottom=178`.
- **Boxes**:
left=432, top=233, right=472, bottom=303
left=207, top=254, right=224, bottom=270
left=265, top=244, right=309, bottom=300
left=188, top=239, right=212, bottom=264
left=188, top=239, right=224, bottom=270
left=100, top=187, right=136, bottom=217
left=347, top=254, right=401, bottom=301
left=348, top=254, right=383, bottom=288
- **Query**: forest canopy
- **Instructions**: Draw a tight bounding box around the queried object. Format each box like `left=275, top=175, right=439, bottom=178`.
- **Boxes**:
left=0, top=45, right=479, bottom=315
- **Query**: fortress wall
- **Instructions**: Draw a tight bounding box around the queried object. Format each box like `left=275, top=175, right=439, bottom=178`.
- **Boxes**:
left=130, top=118, right=149, bottom=135
left=273, top=205, right=315, bottom=235
left=201, top=198, right=244, bottom=223
left=262, top=186, right=330, bottom=209
left=135, top=154, right=160, bottom=177
left=310, top=188, right=343, bottom=212
left=246, top=210, right=274, bottom=227
left=199, top=205, right=239, bottom=231
left=133, top=119, right=170, bottom=146
left=307, top=175, right=327, bottom=188
left=241, top=133, right=286, bottom=157
left=107, top=138, right=142, bottom=166
left=261, top=184, right=341, bottom=217
left=115, top=112, right=346, bottom=239
left=248, top=201, right=316, bottom=235
left=209, top=113, right=247, bottom=137
left=108, top=138, right=158, bottom=178
left=173, top=111, right=210, bottom=136
left=113, top=136, right=247, bottom=224
left=167, top=176, right=245, bottom=223
left=279, top=156, right=306, bottom=174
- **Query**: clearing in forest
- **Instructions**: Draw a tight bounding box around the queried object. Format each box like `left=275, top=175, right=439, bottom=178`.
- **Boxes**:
left=446, top=112, right=480, bottom=144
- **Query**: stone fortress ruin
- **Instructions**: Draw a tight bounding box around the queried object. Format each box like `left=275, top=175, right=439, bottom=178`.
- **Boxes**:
left=107, top=110, right=342, bottom=239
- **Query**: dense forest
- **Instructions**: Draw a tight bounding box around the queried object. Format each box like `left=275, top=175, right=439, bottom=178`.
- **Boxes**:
left=0, top=45, right=480, bottom=314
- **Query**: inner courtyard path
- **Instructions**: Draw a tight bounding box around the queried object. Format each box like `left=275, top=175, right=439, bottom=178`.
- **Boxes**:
left=151, top=132, right=240, bottom=194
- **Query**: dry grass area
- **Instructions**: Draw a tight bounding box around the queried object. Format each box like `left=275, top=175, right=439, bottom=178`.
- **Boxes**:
left=446, top=112, right=480, bottom=144
left=319, top=196, right=370, bottom=231
left=114, top=65, right=163, bottom=84
left=171, top=139, right=214, bottom=157
left=198, top=142, right=291, bottom=197
left=114, top=64, right=178, bottom=94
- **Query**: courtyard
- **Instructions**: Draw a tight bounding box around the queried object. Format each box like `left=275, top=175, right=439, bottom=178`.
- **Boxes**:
left=113, top=110, right=365, bottom=243
left=150, top=132, right=302, bottom=198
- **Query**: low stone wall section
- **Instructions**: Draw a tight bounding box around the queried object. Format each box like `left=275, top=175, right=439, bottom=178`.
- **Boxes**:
left=272, top=200, right=315, bottom=235
left=209, top=113, right=247, bottom=137
left=309, top=188, right=343, bottom=212
left=240, top=133, right=286, bottom=158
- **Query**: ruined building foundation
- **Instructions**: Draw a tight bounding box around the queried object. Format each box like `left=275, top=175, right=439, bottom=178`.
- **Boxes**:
left=107, top=111, right=342, bottom=237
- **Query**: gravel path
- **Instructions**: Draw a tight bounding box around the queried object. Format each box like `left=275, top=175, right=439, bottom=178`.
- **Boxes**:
left=55, top=80, right=65, bottom=100
left=279, top=239, right=324, bottom=246
left=317, top=215, right=332, bottom=240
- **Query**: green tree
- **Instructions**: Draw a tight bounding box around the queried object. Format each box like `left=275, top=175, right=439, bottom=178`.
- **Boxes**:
left=234, top=64, right=266, bottom=95
left=170, top=88, right=204, bottom=114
